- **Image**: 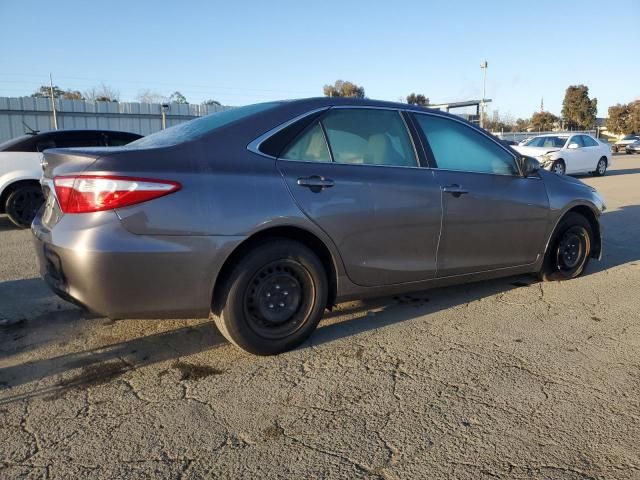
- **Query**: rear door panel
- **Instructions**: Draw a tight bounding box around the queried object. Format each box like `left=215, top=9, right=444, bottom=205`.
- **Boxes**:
left=277, top=160, right=442, bottom=286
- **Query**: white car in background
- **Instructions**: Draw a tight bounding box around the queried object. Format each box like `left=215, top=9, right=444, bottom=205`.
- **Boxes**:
left=513, top=133, right=612, bottom=176
left=613, top=134, right=640, bottom=153
left=0, top=129, right=141, bottom=227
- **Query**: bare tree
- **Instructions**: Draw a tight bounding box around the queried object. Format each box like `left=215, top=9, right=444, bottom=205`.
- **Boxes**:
left=84, top=83, right=120, bottom=102
left=135, top=89, right=166, bottom=104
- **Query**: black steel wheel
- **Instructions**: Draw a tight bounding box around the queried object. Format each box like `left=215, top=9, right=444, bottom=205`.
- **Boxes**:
left=214, top=239, right=328, bottom=355
left=5, top=184, right=44, bottom=228
left=538, top=212, right=593, bottom=281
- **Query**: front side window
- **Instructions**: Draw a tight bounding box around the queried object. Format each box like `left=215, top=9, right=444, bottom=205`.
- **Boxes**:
left=281, top=123, right=330, bottom=162
left=582, top=135, right=598, bottom=147
left=569, top=136, right=585, bottom=148
left=414, top=114, right=518, bottom=175
left=322, top=109, right=417, bottom=167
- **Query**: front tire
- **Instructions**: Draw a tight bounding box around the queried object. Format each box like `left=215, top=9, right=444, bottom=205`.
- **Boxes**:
left=213, top=239, right=328, bottom=355
left=5, top=184, right=44, bottom=228
left=592, top=157, right=607, bottom=176
left=551, top=159, right=566, bottom=175
left=538, top=212, right=593, bottom=281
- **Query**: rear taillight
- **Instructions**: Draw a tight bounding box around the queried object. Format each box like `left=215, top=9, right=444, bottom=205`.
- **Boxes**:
left=53, top=175, right=181, bottom=214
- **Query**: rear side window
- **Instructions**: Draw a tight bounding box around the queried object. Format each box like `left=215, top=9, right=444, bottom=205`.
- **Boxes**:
left=414, top=114, right=518, bottom=175
left=322, top=109, right=417, bottom=167
left=54, top=134, right=105, bottom=148
left=281, top=123, right=330, bottom=162
left=107, top=133, right=140, bottom=146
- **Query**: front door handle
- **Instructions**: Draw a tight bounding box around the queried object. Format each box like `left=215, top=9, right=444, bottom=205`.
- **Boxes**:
left=442, top=184, right=469, bottom=198
left=297, top=175, right=335, bottom=192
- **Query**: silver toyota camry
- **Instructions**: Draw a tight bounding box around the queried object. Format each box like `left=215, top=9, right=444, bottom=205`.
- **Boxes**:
left=32, top=98, right=605, bottom=355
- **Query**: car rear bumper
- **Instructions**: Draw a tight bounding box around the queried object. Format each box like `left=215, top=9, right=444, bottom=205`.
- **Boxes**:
left=31, top=211, right=244, bottom=319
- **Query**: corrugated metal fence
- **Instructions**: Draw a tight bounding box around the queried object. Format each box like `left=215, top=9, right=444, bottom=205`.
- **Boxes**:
left=0, top=97, right=231, bottom=143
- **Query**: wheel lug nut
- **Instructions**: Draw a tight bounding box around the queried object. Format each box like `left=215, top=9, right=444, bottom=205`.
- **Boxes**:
left=268, top=304, right=274, bottom=309
left=279, top=302, right=285, bottom=307
left=283, top=291, right=288, bottom=296
left=275, top=285, right=280, bottom=290
left=266, top=292, right=271, bottom=297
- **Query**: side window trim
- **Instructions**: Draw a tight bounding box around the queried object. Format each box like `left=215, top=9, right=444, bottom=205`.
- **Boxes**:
left=410, top=111, right=522, bottom=176
left=317, top=119, right=335, bottom=162
left=404, top=111, right=437, bottom=168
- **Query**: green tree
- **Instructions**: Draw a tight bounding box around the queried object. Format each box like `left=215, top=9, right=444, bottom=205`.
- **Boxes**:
left=515, top=118, right=530, bottom=131
left=629, top=101, right=640, bottom=133
left=323, top=80, right=365, bottom=98
left=406, top=93, right=429, bottom=106
left=530, top=111, right=559, bottom=131
left=169, top=91, right=188, bottom=104
left=606, top=104, right=631, bottom=135
left=561, top=85, right=597, bottom=129
left=31, top=85, right=84, bottom=100
left=203, top=99, right=221, bottom=106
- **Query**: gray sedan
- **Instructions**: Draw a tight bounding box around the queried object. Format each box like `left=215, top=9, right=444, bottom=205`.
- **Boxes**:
left=32, top=98, right=605, bottom=355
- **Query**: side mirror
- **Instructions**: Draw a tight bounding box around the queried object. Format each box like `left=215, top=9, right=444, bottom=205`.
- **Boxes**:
left=519, top=156, right=540, bottom=177
left=568, top=143, right=579, bottom=149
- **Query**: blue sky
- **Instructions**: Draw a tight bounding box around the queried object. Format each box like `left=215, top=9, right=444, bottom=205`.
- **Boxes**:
left=1, top=0, right=638, bottom=119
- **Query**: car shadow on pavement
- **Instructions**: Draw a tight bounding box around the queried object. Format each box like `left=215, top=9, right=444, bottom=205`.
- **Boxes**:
left=602, top=167, right=640, bottom=177
left=0, top=321, right=225, bottom=403
left=587, top=204, right=640, bottom=274
left=0, top=215, right=17, bottom=232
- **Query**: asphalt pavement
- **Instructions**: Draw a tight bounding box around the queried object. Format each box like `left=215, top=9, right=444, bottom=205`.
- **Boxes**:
left=1, top=155, right=639, bottom=479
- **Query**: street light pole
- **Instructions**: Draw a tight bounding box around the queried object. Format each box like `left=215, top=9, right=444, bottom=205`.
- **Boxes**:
left=480, top=60, right=488, bottom=128
left=49, top=73, right=58, bottom=130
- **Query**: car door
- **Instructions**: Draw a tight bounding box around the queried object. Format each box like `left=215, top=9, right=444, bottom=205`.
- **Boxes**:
left=276, top=107, right=442, bottom=287
left=565, top=135, right=588, bottom=173
left=410, top=112, right=550, bottom=277
left=581, top=135, right=601, bottom=171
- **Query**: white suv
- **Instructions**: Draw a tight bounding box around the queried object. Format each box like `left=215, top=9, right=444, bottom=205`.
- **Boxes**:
left=514, top=133, right=612, bottom=176
left=0, top=130, right=141, bottom=227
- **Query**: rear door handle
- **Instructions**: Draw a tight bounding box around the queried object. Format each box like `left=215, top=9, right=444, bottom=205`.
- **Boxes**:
left=442, top=184, right=469, bottom=197
left=297, top=175, right=335, bottom=192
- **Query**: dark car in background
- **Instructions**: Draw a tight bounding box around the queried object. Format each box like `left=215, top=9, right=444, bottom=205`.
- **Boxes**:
left=0, top=129, right=142, bottom=227
left=32, top=98, right=605, bottom=355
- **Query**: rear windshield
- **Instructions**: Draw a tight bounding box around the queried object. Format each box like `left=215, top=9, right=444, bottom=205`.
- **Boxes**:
left=126, top=101, right=282, bottom=149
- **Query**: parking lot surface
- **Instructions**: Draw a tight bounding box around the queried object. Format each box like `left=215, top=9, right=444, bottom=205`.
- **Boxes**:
left=1, top=155, right=639, bottom=479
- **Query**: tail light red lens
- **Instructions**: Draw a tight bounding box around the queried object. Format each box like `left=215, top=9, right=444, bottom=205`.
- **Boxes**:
left=53, top=175, right=181, bottom=214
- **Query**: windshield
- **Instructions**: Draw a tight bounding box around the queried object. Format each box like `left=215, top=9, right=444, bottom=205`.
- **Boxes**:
left=622, top=134, right=639, bottom=140
left=525, top=136, right=567, bottom=148
left=126, top=101, right=282, bottom=149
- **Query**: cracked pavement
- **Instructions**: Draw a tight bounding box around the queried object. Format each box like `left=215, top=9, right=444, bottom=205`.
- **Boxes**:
left=1, top=155, right=640, bottom=479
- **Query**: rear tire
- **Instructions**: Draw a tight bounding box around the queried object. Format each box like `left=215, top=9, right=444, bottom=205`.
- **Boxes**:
left=5, top=184, right=44, bottom=228
left=551, top=159, right=566, bottom=175
left=538, top=212, right=593, bottom=281
left=213, top=239, right=328, bottom=355
left=592, top=157, right=607, bottom=176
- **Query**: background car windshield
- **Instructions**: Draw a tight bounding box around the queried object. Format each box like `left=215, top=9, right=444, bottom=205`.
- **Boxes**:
left=527, top=136, right=567, bottom=148
left=622, top=134, right=639, bottom=140
left=126, top=101, right=282, bottom=149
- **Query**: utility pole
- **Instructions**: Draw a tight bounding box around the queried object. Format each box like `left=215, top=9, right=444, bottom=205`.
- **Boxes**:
left=49, top=73, right=58, bottom=130
left=480, top=60, right=488, bottom=128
